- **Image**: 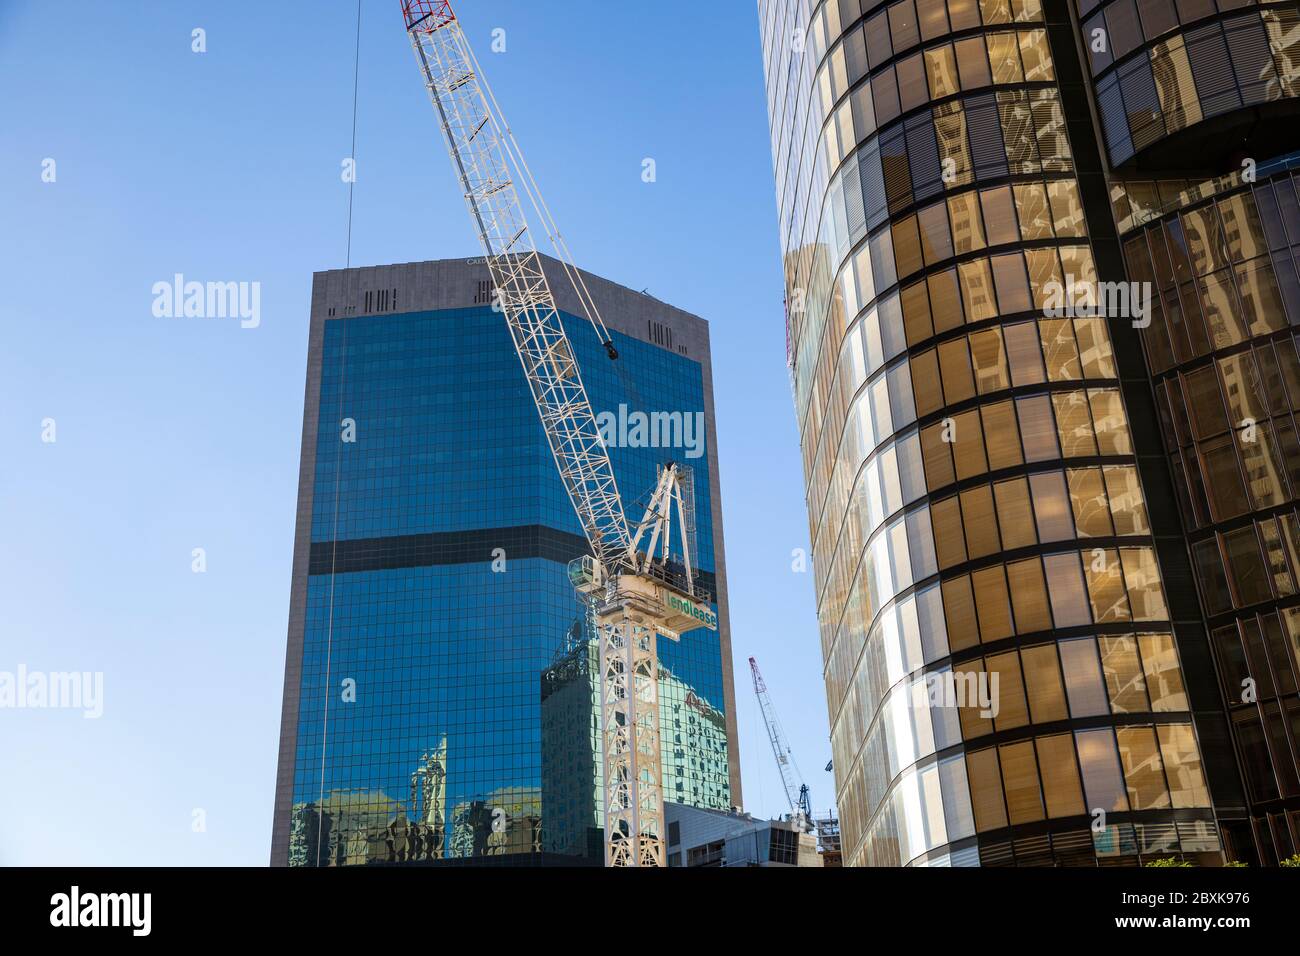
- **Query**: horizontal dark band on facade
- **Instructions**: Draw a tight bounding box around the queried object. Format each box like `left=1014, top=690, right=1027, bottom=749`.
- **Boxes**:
left=309, top=525, right=717, bottom=594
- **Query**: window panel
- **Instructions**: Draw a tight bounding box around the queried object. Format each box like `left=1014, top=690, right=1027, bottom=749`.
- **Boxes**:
left=961, top=485, right=1001, bottom=559
left=1102, top=465, right=1150, bottom=535
left=1099, top=635, right=1150, bottom=714
left=986, top=649, right=1029, bottom=729
left=1017, top=394, right=1061, bottom=461
left=970, top=327, right=1010, bottom=393
left=1040, top=319, right=1083, bottom=381
left=1138, top=633, right=1187, bottom=712
left=994, top=477, right=1036, bottom=549
left=1045, top=551, right=1092, bottom=627
left=959, top=258, right=999, bottom=322
left=1087, top=548, right=1133, bottom=624
left=1014, top=182, right=1054, bottom=240
left=1156, top=723, right=1210, bottom=808
left=980, top=185, right=1019, bottom=245
left=1115, top=726, right=1171, bottom=811
left=966, top=747, right=1009, bottom=831
left=947, top=191, right=986, bottom=254
left=991, top=251, right=1033, bottom=313
left=1053, top=391, right=1098, bottom=457
left=926, top=44, right=961, bottom=100
left=1007, top=556, right=1053, bottom=632
left=957, top=658, right=994, bottom=737
left=982, top=401, right=1023, bottom=470
left=1060, top=637, right=1109, bottom=717
left=1068, top=467, right=1114, bottom=537
left=1075, top=727, right=1131, bottom=812
left=954, top=35, right=992, bottom=89
left=1119, top=547, right=1169, bottom=622
left=1004, top=320, right=1047, bottom=385
left=1088, top=389, right=1133, bottom=455
left=931, top=495, right=968, bottom=569
left=998, top=740, right=1045, bottom=823
left=952, top=408, right=989, bottom=479
left=1030, top=471, right=1075, bottom=542
left=1073, top=317, right=1115, bottom=378
left=943, top=574, right=981, bottom=651
left=1036, top=734, right=1086, bottom=818
left=986, top=32, right=1025, bottom=84
left=1021, top=643, right=1069, bottom=722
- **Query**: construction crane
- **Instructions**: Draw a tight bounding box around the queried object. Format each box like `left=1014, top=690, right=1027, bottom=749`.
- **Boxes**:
left=399, top=0, right=716, bottom=868
left=749, top=657, right=812, bottom=829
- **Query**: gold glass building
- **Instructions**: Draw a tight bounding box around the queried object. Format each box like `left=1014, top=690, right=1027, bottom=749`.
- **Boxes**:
left=758, top=0, right=1300, bottom=866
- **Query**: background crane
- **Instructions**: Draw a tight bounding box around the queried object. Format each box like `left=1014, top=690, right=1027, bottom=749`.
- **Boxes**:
left=749, top=656, right=812, bottom=828
left=399, top=0, right=716, bottom=867
left=749, top=656, right=842, bottom=864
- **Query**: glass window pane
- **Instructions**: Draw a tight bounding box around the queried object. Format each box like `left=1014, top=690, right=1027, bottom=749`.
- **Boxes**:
left=1030, top=471, right=1075, bottom=542
left=966, top=747, right=1009, bottom=831
left=981, top=401, right=1023, bottom=470
left=1068, top=467, right=1114, bottom=537
left=1075, top=727, right=1130, bottom=812
left=1086, top=548, right=1132, bottom=624
left=1115, top=726, right=1171, bottom=810
left=1021, top=643, right=1069, bottom=722
left=995, top=478, right=1037, bottom=550
left=1102, top=465, right=1150, bottom=535
left=1138, top=633, right=1187, bottom=712
left=1099, top=635, right=1150, bottom=713
left=1007, top=556, right=1053, bottom=633
left=1119, top=547, right=1169, bottom=622
left=1036, top=733, right=1086, bottom=818
left=986, top=649, right=1029, bottom=729
left=998, top=740, right=1045, bottom=823
left=1156, top=723, right=1210, bottom=808
left=1060, top=637, right=1109, bottom=717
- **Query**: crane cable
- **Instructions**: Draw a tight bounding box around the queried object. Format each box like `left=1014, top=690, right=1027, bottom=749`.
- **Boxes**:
left=318, top=0, right=364, bottom=864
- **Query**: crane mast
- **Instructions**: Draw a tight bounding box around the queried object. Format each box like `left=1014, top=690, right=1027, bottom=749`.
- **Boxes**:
left=400, top=0, right=716, bottom=868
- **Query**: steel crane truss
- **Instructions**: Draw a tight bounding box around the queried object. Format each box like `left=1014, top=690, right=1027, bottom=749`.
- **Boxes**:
left=403, top=2, right=630, bottom=573
left=402, top=0, right=719, bottom=867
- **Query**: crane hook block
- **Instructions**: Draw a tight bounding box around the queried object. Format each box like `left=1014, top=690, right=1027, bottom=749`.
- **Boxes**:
left=603, top=339, right=619, bottom=361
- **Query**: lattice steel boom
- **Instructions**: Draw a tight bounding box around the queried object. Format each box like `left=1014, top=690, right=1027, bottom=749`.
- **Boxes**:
left=401, top=0, right=630, bottom=573
left=400, top=0, right=718, bottom=869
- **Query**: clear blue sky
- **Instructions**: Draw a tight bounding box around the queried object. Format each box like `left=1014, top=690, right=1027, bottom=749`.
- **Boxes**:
left=0, top=0, right=832, bottom=865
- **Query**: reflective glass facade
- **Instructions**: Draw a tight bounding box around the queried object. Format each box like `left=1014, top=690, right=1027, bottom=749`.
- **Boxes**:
left=271, top=258, right=739, bottom=866
left=758, top=0, right=1235, bottom=866
left=1112, top=160, right=1300, bottom=861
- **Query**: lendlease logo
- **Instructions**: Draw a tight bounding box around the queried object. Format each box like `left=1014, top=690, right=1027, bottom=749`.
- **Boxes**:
left=50, top=887, right=151, bottom=936
left=0, top=665, right=103, bottom=718
left=664, top=592, right=717, bottom=629
left=151, top=273, right=261, bottom=328
left=596, top=404, right=706, bottom=459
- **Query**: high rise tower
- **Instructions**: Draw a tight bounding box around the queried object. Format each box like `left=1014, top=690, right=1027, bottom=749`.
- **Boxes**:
left=271, top=256, right=739, bottom=865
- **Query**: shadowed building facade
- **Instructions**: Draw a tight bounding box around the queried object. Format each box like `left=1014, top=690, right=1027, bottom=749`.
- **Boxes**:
left=271, top=256, right=740, bottom=866
left=759, top=0, right=1300, bottom=866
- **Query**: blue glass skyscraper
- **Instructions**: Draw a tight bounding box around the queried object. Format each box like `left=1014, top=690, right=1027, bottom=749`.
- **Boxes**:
left=271, top=256, right=739, bottom=865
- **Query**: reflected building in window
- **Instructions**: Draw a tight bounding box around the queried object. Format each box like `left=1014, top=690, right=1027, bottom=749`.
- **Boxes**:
left=271, top=257, right=741, bottom=866
left=758, top=0, right=1300, bottom=866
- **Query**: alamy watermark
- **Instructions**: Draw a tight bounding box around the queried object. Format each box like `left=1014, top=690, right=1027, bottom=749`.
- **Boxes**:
left=0, top=665, right=103, bottom=718
left=926, top=669, right=1000, bottom=719
left=596, top=404, right=705, bottom=459
left=152, top=273, right=261, bottom=329
left=1043, top=274, right=1152, bottom=327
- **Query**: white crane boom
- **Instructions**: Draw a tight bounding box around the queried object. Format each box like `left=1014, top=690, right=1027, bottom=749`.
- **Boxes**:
left=400, top=0, right=718, bottom=868
left=401, top=0, right=629, bottom=573
left=749, top=656, right=809, bottom=821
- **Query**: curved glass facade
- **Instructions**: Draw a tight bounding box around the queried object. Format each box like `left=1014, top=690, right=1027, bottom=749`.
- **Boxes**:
left=1080, top=0, right=1300, bottom=167
left=760, top=0, right=1223, bottom=866
left=1118, top=164, right=1300, bottom=860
